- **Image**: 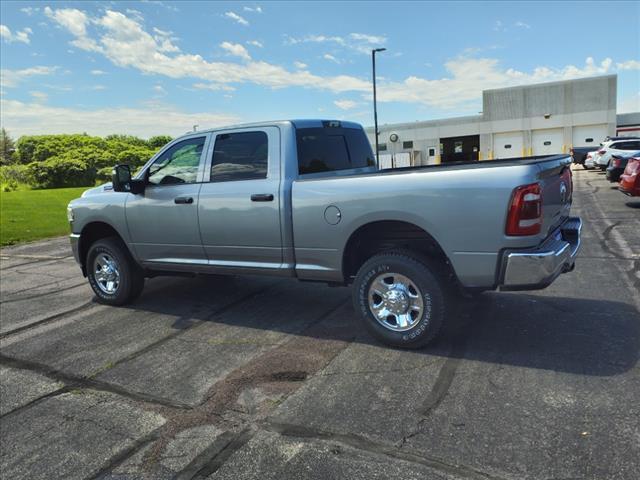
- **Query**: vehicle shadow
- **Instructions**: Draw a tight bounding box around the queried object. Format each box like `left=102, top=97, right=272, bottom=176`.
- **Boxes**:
left=625, top=201, right=640, bottom=209
left=121, top=274, right=640, bottom=377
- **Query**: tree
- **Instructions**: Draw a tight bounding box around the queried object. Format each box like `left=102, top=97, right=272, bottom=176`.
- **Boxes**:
left=0, top=128, right=16, bottom=165
left=147, top=135, right=173, bottom=149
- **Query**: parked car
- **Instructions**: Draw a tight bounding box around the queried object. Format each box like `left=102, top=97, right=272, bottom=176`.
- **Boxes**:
left=67, top=119, right=581, bottom=348
left=606, top=150, right=640, bottom=182
left=571, top=146, right=597, bottom=168
left=619, top=156, right=640, bottom=196
left=594, top=139, right=640, bottom=170
left=584, top=151, right=598, bottom=169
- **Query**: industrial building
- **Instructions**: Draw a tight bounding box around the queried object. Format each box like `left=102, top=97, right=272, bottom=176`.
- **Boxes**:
left=365, top=74, right=639, bottom=167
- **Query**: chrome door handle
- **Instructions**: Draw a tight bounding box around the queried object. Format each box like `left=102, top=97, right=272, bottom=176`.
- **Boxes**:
left=251, top=194, right=274, bottom=202
left=174, top=196, right=194, bottom=204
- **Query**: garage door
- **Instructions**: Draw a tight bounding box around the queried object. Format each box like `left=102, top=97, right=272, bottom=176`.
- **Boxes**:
left=572, top=124, right=608, bottom=148
left=532, top=128, right=564, bottom=156
left=494, top=131, right=524, bottom=159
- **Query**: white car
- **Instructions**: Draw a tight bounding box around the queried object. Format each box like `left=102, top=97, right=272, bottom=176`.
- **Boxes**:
left=584, top=151, right=598, bottom=169
left=593, top=138, right=640, bottom=170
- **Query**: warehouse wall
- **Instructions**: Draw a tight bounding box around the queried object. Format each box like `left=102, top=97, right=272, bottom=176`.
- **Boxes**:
left=365, top=75, right=621, bottom=165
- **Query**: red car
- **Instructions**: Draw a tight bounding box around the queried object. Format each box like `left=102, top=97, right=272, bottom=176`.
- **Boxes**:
left=619, top=156, right=640, bottom=196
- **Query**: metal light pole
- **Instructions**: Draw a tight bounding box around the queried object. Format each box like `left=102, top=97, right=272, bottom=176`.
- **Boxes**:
left=372, top=47, right=386, bottom=166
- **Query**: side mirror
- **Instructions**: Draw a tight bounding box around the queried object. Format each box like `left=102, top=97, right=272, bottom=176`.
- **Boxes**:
left=112, top=164, right=132, bottom=192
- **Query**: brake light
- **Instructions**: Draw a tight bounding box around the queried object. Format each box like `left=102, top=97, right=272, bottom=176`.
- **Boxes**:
left=598, top=149, right=606, bottom=155
left=506, top=183, right=542, bottom=236
left=612, top=158, right=621, bottom=168
left=626, top=159, right=640, bottom=175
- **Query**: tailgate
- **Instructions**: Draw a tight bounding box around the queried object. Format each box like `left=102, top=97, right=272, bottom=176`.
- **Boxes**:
left=537, top=155, right=573, bottom=238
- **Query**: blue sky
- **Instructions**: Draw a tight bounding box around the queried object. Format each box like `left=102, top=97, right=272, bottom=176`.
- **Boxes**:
left=1, top=0, right=639, bottom=138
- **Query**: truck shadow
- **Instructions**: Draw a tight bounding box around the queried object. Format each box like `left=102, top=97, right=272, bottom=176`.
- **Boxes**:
left=123, top=275, right=640, bottom=377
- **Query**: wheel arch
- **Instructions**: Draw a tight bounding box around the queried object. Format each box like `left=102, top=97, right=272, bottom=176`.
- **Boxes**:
left=341, top=220, right=457, bottom=285
left=78, top=221, right=134, bottom=275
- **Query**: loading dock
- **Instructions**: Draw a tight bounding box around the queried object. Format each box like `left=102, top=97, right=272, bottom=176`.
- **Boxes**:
left=440, top=135, right=479, bottom=163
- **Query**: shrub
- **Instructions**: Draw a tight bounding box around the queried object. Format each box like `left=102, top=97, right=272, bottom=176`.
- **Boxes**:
left=27, top=157, right=96, bottom=188
left=147, top=135, right=173, bottom=149
left=96, top=166, right=114, bottom=183
left=0, top=164, right=30, bottom=185
left=2, top=180, right=19, bottom=192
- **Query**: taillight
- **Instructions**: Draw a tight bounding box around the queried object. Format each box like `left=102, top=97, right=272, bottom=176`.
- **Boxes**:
left=598, top=149, right=606, bottom=155
left=627, top=159, right=640, bottom=175
left=506, top=183, right=542, bottom=236
left=612, top=158, right=621, bottom=168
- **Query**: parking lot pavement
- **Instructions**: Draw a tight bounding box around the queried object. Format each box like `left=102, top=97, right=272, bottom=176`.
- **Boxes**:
left=1, top=167, right=638, bottom=480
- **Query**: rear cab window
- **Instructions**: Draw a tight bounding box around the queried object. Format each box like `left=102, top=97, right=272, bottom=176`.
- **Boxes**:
left=296, top=125, right=375, bottom=175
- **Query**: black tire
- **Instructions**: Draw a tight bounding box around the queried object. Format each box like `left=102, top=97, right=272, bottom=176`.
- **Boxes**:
left=86, top=237, right=144, bottom=305
left=352, top=251, right=446, bottom=349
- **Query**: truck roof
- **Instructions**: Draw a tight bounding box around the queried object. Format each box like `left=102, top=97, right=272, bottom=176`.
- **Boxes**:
left=178, top=119, right=364, bottom=139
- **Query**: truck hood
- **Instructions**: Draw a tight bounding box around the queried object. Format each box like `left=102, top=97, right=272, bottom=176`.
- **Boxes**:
left=82, top=183, right=114, bottom=197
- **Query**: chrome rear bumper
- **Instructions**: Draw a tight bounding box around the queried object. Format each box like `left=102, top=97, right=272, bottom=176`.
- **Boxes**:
left=499, top=217, right=582, bottom=290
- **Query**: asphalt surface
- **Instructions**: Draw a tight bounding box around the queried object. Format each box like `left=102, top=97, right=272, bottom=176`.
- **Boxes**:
left=1, top=166, right=639, bottom=480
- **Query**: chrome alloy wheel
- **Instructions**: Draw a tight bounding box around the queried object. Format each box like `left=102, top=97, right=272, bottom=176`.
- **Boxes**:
left=93, top=252, right=121, bottom=295
left=367, top=272, right=424, bottom=332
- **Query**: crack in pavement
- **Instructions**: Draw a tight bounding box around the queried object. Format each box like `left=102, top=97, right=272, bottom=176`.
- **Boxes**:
left=262, top=421, right=507, bottom=480
left=0, top=301, right=97, bottom=339
left=0, top=353, right=193, bottom=410
left=0, top=281, right=87, bottom=304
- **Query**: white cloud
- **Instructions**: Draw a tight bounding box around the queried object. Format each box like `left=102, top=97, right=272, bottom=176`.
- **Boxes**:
left=29, top=91, right=48, bottom=103
left=617, top=60, right=640, bottom=71
left=375, top=56, right=636, bottom=109
left=39, top=8, right=640, bottom=112
left=247, top=40, right=263, bottom=48
left=125, top=9, right=144, bottom=22
left=243, top=6, right=263, bottom=13
left=0, top=98, right=239, bottom=138
left=1, top=66, right=58, bottom=88
left=349, top=33, right=386, bottom=45
left=224, top=11, right=249, bottom=26
left=514, top=21, right=531, bottom=29
left=294, top=61, right=307, bottom=69
left=221, top=41, right=251, bottom=61
left=89, top=85, right=107, bottom=91
left=153, top=85, right=167, bottom=96
left=285, top=32, right=386, bottom=54
left=323, top=53, right=340, bottom=63
left=20, top=7, right=40, bottom=16
left=91, top=69, right=107, bottom=75
left=493, top=20, right=505, bottom=32
left=43, top=8, right=371, bottom=93
left=44, top=6, right=101, bottom=52
left=334, top=99, right=358, bottom=110
left=193, top=83, right=236, bottom=92
left=1, top=25, right=33, bottom=44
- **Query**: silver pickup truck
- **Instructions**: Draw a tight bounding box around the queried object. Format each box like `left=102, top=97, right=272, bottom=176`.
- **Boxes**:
left=67, top=119, right=581, bottom=348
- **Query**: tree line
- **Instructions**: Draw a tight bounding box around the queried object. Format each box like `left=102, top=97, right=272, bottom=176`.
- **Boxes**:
left=0, top=128, right=172, bottom=190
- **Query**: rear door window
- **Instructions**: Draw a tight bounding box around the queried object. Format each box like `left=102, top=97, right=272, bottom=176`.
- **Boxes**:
left=296, top=127, right=375, bottom=174
left=210, top=131, right=268, bottom=182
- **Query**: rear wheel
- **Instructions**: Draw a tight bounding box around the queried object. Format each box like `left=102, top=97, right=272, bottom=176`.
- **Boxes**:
left=87, top=237, right=144, bottom=305
left=352, top=251, right=446, bottom=348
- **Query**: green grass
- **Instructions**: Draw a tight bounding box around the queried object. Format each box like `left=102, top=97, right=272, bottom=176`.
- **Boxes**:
left=0, top=186, right=88, bottom=246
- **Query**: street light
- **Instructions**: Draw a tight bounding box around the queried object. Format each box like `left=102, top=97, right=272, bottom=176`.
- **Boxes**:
left=372, top=47, right=386, bottom=166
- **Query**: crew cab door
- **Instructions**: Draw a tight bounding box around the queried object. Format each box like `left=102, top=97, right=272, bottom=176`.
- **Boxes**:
left=125, top=135, right=210, bottom=264
left=198, top=127, right=283, bottom=271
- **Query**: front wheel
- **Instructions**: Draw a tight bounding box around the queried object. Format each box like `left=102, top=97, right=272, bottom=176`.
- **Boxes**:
left=86, top=237, right=144, bottom=305
left=352, top=251, right=446, bottom=349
